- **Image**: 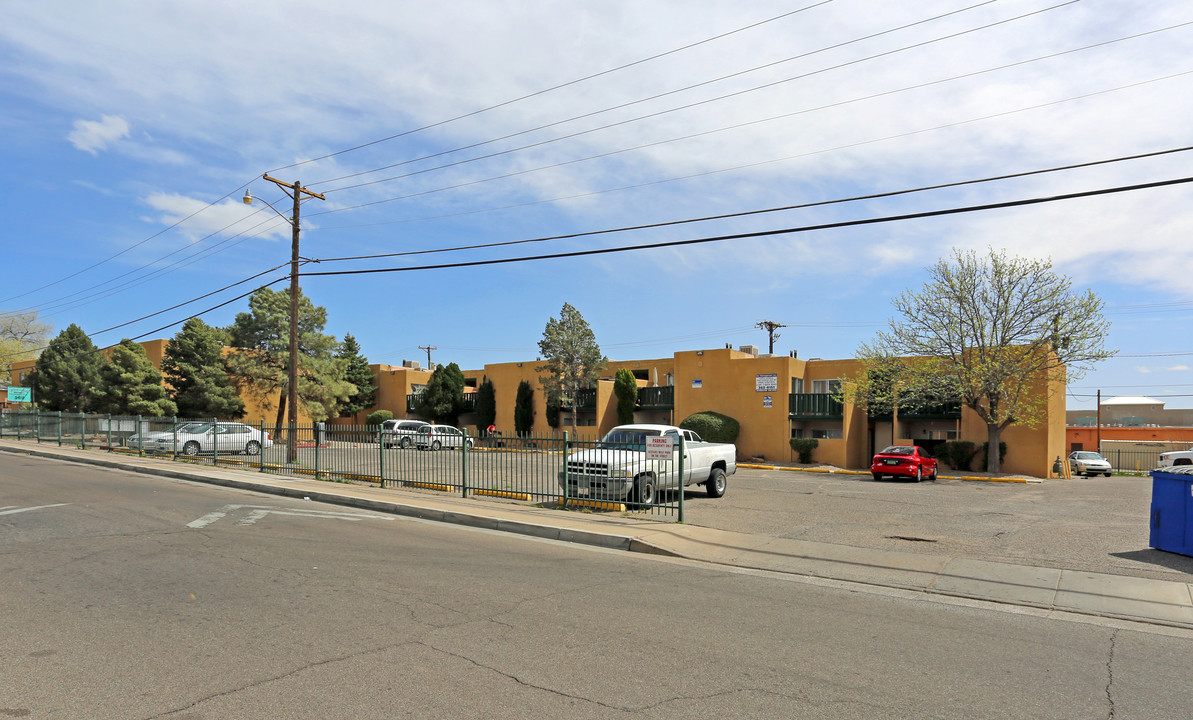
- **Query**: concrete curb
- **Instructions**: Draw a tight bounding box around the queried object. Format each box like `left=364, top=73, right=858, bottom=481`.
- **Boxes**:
left=3, top=441, right=1186, bottom=630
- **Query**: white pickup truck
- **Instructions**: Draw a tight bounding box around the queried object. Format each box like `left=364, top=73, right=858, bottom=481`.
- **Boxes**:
left=558, top=424, right=737, bottom=506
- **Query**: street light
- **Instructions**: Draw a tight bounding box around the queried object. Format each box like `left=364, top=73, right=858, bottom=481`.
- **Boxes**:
left=242, top=175, right=324, bottom=463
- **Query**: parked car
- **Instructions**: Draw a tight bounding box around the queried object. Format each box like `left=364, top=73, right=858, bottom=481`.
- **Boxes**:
left=381, top=419, right=430, bottom=449
left=1068, top=450, right=1113, bottom=477
left=871, top=445, right=938, bottom=482
left=413, top=424, right=474, bottom=451
left=558, top=424, right=737, bottom=505
left=1158, top=449, right=1193, bottom=468
left=127, top=422, right=205, bottom=448
left=145, top=422, right=273, bottom=456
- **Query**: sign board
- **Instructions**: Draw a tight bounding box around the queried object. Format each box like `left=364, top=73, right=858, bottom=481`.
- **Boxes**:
left=763, top=395, right=773, bottom=408
left=6, top=386, right=31, bottom=403
left=756, top=373, right=778, bottom=392
left=646, top=435, right=674, bottom=460
left=692, top=379, right=702, bottom=389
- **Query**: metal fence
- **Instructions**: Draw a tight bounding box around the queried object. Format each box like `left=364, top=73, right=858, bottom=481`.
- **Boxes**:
left=0, top=410, right=685, bottom=520
left=1099, top=446, right=1188, bottom=474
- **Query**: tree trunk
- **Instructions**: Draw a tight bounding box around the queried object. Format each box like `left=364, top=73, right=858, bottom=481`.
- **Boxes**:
left=986, top=424, right=1002, bottom=473
left=275, top=394, right=286, bottom=437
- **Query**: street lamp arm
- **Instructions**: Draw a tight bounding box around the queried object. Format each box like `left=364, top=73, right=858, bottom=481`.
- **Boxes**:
left=243, top=190, right=292, bottom=224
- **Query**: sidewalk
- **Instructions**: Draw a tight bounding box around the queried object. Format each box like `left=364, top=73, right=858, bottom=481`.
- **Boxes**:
left=4, top=440, right=1191, bottom=630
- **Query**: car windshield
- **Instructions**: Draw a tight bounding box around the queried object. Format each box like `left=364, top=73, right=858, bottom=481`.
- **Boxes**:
left=1073, top=452, right=1105, bottom=460
left=599, top=428, right=662, bottom=450
left=878, top=446, right=915, bottom=456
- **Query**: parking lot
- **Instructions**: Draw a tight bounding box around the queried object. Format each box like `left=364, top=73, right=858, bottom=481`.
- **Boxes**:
left=679, top=468, right=1192, bottom=583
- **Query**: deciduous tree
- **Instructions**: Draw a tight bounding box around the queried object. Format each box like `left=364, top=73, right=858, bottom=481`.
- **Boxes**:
left=850, top=248, right=1112, bottom=472
left=0, top=311, right=51, bottom=385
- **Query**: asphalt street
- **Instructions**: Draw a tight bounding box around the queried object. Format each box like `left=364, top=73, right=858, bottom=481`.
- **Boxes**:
left=3, top=453, right=1193, bottom=719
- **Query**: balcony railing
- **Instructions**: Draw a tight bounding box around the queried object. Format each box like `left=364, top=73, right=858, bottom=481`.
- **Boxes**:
left=788, top=393, right=843, bottom=419
left=405, top=392, right=478, bottom=414
left=637, top=385, right=674, bottom=409
left=868, top=402, right=962, bottom=421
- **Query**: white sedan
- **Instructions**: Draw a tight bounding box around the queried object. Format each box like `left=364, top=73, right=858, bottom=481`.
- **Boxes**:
left=146, top=422, right=273, bottom=456
left=413, top=424, right=475, bottom=451
left=1068, top=451, right=1112, bottom=477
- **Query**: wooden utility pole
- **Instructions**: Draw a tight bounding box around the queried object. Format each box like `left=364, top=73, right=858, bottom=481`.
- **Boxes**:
left=756, top=320, right=787, bottom=354
left=248, top=174, right=325, bottom=463
left=419, top=345, right=437, bottom=369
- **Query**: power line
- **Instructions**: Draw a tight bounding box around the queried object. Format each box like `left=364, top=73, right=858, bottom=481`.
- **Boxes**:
left=268, top=2, right=834, bottom=175
left=310, top=146, right=1193, bottom=264
left=315, top=1, right=1079, bottom=196
left=300, top=175, right=1193, bottom=278
left=310, top=1, right=1002, bottom=189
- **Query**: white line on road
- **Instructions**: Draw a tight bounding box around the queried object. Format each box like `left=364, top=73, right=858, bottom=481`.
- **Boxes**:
left=0, top=503, right=71, bottom=516
left=188, top=503, right=394, bottom=528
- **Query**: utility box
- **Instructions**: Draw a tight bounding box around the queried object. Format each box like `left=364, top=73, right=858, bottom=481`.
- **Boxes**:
left=1149, top=468, right=1193, bottom=556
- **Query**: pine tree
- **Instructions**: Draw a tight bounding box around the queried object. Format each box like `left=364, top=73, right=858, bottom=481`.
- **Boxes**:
left=474, top=377, right=496, bottom=433
left=420, top=362, right=466, bottom=426
left=162, top=318, right=245, bottom=419
left=95, top=339, right=178, bottom=417
left=514, top=380, right=535, bottom=435
left=537, top=303, right=606, bottom=435
left=224, top=287, right=352, bottom=423
left=336, top=333, right=377, bottom=419
left=30, top=324, right=105, bottom=412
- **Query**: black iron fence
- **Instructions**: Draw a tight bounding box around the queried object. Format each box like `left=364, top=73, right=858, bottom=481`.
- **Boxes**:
left=0, top=410, right=687, bottom=520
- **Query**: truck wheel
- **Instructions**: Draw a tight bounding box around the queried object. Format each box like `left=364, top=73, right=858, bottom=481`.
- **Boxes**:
left=705, top=467, right=727, bottom=498
left=633, top=475, right=656, bottom=507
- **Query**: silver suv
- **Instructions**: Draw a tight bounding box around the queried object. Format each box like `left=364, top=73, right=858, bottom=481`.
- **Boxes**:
left=381, top=419, right=430, bottom=449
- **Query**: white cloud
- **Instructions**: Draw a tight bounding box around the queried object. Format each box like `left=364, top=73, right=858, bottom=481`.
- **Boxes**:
left=1134, top=366, right=1152, bottom=374
left=67, top=114, right=129, bottom=154
left=142, top=192, right=291, bottom=243
left=1168, top=365, right=1191, bottom=372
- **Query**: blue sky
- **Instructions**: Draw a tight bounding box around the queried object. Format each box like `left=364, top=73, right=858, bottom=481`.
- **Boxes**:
left=2, top=0, right=1192, bottom=410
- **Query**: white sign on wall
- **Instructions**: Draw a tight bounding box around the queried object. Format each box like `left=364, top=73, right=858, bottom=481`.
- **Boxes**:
left=646, top=436, right=674, bottom=460
left=756, top=373, right=778, bottom=392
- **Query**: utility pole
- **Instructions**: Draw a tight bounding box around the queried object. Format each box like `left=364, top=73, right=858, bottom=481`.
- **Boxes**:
left=756, top=320, right=788, bottom=355
left=419, top=345, right=437, bottom=370
left=245, top=174, right=325, bottom=463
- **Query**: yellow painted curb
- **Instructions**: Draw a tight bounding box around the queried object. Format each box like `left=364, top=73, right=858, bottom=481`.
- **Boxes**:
left=566, top=499, right=626, bottom=512
left=402, top=480, right=453, bottom=493
left=739, top=463, right=1042, bottom=483
left=473, top=488, right=532, bottom=501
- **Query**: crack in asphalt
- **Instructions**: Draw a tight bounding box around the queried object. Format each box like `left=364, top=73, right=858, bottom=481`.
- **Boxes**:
left=1105, top=628, right=1119, bottom=719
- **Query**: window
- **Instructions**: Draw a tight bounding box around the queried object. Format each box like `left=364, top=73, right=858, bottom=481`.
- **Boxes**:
left=811, top=428, right=843, bottom=439
left=791, top=378, right=804, bottom=393
left=811, top=379, right=841, bottom=395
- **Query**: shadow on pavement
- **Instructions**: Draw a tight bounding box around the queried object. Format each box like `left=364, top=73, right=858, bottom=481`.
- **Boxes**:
left=1111, top=549, right=1193, bottom=574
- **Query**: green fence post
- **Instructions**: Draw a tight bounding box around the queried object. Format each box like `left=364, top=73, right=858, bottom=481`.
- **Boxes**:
left=35, top=411, right=41, bottom=444
left=105, top=414, right=111, bottom=452
left=57, top=411, right=62, bottom=447
left=211, top=418, right=218, bottom=467
left=378, top=426, right=386, bottom=487
left=562, top=431, right=569, bottom=506
left=314, top=422, right=322, bottom=482
left=677, top=434, right=685, bottom=524
left=136, top=415, right=144, bottom=456
left=461, top=429, right=469, bottom=498
left=259, top=420, right=266, bottom=473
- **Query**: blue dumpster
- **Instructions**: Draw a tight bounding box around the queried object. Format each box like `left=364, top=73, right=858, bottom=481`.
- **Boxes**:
left=1149, top=467, right=1193, bottom=556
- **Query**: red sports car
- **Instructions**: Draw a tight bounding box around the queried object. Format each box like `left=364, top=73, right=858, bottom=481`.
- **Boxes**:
left=871, top=445, right=938, bottom=482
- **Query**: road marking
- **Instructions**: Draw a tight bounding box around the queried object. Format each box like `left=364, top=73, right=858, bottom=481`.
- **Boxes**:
left=0, top=503, right=71, bottom=516
left=187, top=503, right=394, bottom=528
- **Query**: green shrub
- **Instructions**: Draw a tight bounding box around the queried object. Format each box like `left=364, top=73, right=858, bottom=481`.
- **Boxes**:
left=680, top=411, right=740, bottom=444
left=939, top=440, right=978, bottom=471
left=789, top=437, right=819, bottom=464
left=365, top=410, right=393, bottom=427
